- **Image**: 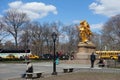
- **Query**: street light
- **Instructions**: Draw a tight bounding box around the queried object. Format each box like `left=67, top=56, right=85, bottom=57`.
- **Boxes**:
left=51, top=32, right=57, bottom=75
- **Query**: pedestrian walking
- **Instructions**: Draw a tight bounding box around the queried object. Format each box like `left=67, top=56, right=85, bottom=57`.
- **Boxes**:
left=56, top=52, right=59, bottom=65
left=90, top=52, right=96, bottom=68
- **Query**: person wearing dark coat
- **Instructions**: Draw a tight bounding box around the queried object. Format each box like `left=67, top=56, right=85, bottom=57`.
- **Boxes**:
left=90, top=52, right=96, bottom=68
left=98, top=58, right=105, bottom=67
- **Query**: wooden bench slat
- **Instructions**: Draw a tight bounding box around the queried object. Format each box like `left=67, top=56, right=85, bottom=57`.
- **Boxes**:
left=25, top=72, right=43, bottom=78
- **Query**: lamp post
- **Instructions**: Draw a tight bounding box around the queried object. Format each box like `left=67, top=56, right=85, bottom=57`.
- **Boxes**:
left=51, top=32, right=57, bottom=75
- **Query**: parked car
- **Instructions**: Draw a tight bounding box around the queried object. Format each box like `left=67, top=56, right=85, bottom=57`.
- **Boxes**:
left=6, top=54, right=18, bottom=59
left=42, top=54, right=53, bottom=60
left=0, top=57, right=2, bottom=61
left=28, top=54, right=39, bottom=59
left=59, top=54, right=69, bottom=60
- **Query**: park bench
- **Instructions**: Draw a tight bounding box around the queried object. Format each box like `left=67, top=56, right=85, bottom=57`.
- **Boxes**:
left=98, top=63, right=105, bottom=67
left=63, top=68, right=74, bottom=73
left=98, top=63, right=109, bottom=68
left=25, top=71, right=43, bottom=79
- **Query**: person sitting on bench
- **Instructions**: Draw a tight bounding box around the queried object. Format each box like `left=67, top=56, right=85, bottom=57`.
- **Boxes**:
left=22, top=61, right=33, bottom=78
left=97, top=58, right=105, bottom=67
left=26, top=61, right=33, bottom=73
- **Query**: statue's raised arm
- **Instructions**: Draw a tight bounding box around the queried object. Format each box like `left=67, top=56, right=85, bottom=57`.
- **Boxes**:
left=78, top=20, right=92, bottom=43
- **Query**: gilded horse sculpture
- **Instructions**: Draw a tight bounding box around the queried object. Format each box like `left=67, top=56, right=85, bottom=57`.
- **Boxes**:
left=78, top=20, right=92, bottom=43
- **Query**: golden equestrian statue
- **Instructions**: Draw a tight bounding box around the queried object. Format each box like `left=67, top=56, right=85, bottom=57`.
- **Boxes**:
left=77, top=20, right=92, bottom=43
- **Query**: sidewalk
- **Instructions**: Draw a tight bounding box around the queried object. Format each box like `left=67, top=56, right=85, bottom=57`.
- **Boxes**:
left=8, top=61, right=120, bottom=80
left=9, top=69, right=120, bottom=80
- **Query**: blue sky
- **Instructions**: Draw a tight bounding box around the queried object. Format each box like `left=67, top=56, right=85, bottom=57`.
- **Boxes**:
left=0, top=0, right=120, bottom=33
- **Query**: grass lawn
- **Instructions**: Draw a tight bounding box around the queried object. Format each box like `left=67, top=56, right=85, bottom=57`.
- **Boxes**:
left=40, top=72, right=119, bottom=80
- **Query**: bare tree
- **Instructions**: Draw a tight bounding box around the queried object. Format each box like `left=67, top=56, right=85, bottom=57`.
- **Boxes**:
left=0, top=18, right=9, bottom=44
left=4, top=41, right=15, bottom=49
left=91, top=33, right=102, bottom=50
left=19, top=27, right=30, bottom=50
left=42, top=23, right=52, bottom=53
left=61, top=24, right=78, bottom=54
left=101, top=14, right=120, bottom=50
left=2, top=9, right=29, bottom=49
left=50, top=21, right=63, bottom=52
left=27, top=22, right=44, bottom=55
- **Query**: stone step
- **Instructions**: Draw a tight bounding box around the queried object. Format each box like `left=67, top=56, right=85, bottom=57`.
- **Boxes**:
left=60, top=60, right=91, bottom=64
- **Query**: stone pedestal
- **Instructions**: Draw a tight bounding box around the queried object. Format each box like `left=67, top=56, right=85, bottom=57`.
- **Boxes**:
left=75, top=41, right=96, bottom=64
left=77, top=41, right=96, bottom=53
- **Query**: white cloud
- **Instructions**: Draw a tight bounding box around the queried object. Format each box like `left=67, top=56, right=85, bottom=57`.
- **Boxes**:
left=72, top=20, right=80, bottom=24
left=90, top=23, right=103, bottom=32
left=59, top=34, right=69, bottom=43
left=8, top=1, right=57, bottom=20
left=89, top=0, right=120, bottom=17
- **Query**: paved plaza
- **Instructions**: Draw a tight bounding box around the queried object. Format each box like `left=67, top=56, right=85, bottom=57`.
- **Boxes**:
left=0, top=61, right=95, bottom=80
left=0, top=61, right=120, bottom=80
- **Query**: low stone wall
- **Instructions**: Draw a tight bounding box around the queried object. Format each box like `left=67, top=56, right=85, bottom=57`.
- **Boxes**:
left=60, top=60, right=99, bottom=64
